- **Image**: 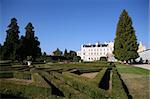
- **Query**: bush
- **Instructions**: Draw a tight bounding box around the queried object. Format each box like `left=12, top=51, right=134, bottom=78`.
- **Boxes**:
left=100, top=57, right=107, bottom=61
left=13, top=71, right=31, bottom=80
left=62, top=72, right=107, bottom=98
left=0, top=80, right=51, bottom=98
left=0, top=71, right=13, bottom=78
left=92, top=68, right=107, bottom=85
left=32, top=73, right=50, bottom=88
left=112, top=68, right=128, bottom=98
left=39, top=71, right=91, bottom=99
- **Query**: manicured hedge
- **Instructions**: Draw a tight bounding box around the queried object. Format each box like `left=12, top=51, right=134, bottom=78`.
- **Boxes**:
left=76, top=68, right=102, bottom=74
left=92, top=68, right=107, bottom=86
left=53, top=71, right=91, bottom=82
left=0, top=80, right=51, bottom=98
left=32, top=73, right=51, bottom=88
left=0, top=71, right=13, bottom=78
left=39, top=71, right=91, bottom=99
left=13, top=71, right=31, bottom=80
left=111, top=68, right=128, bottom=98
left=62, top=72, right=108, bottom=98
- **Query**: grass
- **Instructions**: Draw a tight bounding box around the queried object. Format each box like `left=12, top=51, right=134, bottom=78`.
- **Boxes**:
left=116, top=64, right=150, bottom=99
left=116, top=64, right=149, bottom=75
left=0, top=79, right=51, bottom=98
left=2, top=62, right=143, bottom=98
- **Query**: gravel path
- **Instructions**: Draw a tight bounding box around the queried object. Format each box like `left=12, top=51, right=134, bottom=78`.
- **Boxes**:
left=80, top=72, right=99, bottom=79
left=132, top=64, right=150, bottom=70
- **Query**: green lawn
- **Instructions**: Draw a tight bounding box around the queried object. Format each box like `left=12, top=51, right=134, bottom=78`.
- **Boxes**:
left=2, top=62, right=148, bottom=98
left=116, top=64, right=149, bottom=75
left=116, top=64, right=150, bottom=99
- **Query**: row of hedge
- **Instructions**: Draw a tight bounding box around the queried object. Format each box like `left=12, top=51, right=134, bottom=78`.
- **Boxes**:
left=13, top=71, right=31, bottom=80
left=32, top=72, right=51, bottom=88
left=0, top=80, right=51, bottom=98
left=39, top=71, right=91, bottom=99
left=92, top=68, right=107, bottom=86
left=0, top=71, right=13, bottom=78
left=111, top=67, right=128, bottom=98
left=61, top=72, right=108, bottom=98
left=0, top=71, right=31, bottom=80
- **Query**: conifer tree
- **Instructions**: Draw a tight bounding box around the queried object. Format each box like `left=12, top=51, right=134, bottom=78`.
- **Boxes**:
left=25, top=22, right=41, bottom=60
left=18, top=22, right=41, bottom=61
left=1, top=18, right=20, bottom=60
left=64, top=49, right=69, bottom=59
left=64, top=49, right=68, bottom=57
left=113, top=10, right=139, bottom=62
left=53, top=48, right=62, bottom=56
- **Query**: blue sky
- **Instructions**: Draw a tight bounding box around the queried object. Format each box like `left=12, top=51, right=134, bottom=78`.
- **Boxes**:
left=0, top=0, right=149, bottom=54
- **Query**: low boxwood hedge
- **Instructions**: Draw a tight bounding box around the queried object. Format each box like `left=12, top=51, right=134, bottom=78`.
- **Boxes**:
left=111, top=68, right=128, bottom=98
left=0, top=71, right=13, bottom=78
left=39, top=71, right=91, bottom=99
left=92, top=68, right=107, bottom=86
left=13, top=71, right=31, bottom=80
left=0, top=80, right=51, bottom=98
left=32, top=73, right=50, bottom=88
left=62, top=72, right=108, bottom=98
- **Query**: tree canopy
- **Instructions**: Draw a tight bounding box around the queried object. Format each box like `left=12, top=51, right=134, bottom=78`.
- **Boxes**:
left=17, top=22, right=41, bottom=61
left=113, top=10, right=139, bottom=62
left=0, top=18, right=41, bottom=62
left=53, top=48, right=62, bottom=56
left=1, top=18, right=20, bottom=60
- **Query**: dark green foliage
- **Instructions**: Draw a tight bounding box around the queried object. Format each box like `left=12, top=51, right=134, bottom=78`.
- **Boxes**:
left=112, top=68, right=128, bottom=98
left=0, top=62, right=130, bottom=98
left=0, top=71, right=13, bottom=78
left=32, top=73, right=50, bottom=88
left=100, top=57, right=107, bottom=61
left=64, top=49, right=68, bottom=58
left=63, top=49, right=80, bottom=62
left=114, top=10, right=139, bottom=62
left=53, top=48, right=62, bottom=56
left=1, top=18, right=20, bottom=60
left=17, top=22, right=42, bottom=61
left=92, top=68, right=107, bottom=86
left=13, top=71, right=31, bottom=80
left=73, top=56, right=81, bottom=62
left=39, top=71, right=91, bottom=99
left=0, top=19, right=41, bottom=62
left=0, top=80, right=51, bottom=98
left=62, top=72, right=107, bottom=98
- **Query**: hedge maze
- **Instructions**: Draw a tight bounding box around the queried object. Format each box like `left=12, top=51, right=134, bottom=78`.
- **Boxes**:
left=0, top=62, right=130, bottom=99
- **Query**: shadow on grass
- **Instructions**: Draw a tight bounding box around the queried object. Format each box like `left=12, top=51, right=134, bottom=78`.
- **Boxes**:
left=42, top=77, right=65, bottom=97
left=99, top=68, right=111, bottom=90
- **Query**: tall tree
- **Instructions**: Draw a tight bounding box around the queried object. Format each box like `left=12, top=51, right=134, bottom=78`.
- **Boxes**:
left=64, top=49, right=68, bottom=57
left=53, top=48, right=62, bottom=56
left=25, top=22, right=41, bottom=60
left=1, top=18, right=20, bottom=60
left=113, top=10, right=139, bottom=62
left=17, top=22, right=41, bottom=61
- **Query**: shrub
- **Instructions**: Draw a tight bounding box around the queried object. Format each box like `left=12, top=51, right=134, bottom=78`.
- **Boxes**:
left=62, top=72, right=107, bottom=98
left=13, top=71, right=31, bottom=80
left=0, top=71, right=13, bottom=78
left=111, top=68, right=128, bottom=98
left=100, top=57, right=108, bottom=61
left=92, top=68, right=107, bottom=86
left=0, top=80, right=51, bottom=98
left=39, top=71, right=91, bottom=99
left=32, top=73, right=50, bottom=88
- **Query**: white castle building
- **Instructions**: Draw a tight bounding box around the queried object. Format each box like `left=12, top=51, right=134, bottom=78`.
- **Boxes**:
left=77, top=42, right=115, bottom=61
left=77, top=42, right=146, bottom=62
